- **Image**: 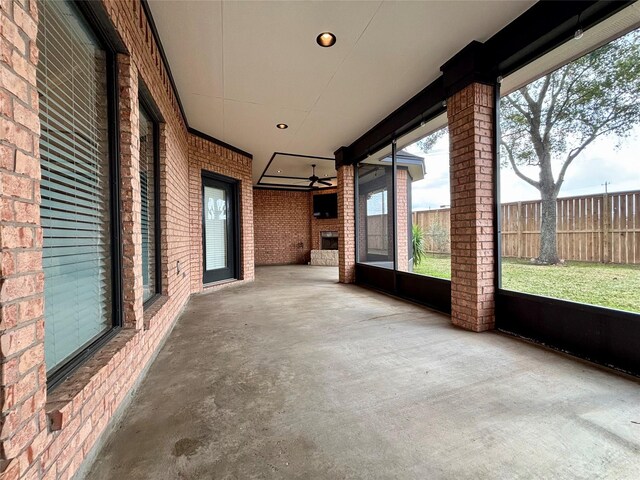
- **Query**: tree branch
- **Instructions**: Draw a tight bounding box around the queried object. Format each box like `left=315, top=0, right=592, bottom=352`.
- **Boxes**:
left=555, top=127, right=604, bottom=193
left=543, top=69, right=570, bottom=140
left=501, top=141, right=540, bottom=189
left=519, top=85, right=547, bottom=159
left=505, top=95, right=532, bottom=122
left=544, top=61, right=594, bottom=132
left=537, top=74, right=551, bottom=105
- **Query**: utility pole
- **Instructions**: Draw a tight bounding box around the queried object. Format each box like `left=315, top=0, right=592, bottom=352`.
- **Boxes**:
left=602, top=181, right=610, bottom=194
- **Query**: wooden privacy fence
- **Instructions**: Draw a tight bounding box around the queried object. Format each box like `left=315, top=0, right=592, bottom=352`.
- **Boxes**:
left=411, top=190, right=640, bottom=264
left=366, top=214, right=389, bottom=253
left=412, top=208, right=451, bottom=253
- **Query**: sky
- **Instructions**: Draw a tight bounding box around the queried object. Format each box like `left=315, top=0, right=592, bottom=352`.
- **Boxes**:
left=404, top=126, right=640, bottom=211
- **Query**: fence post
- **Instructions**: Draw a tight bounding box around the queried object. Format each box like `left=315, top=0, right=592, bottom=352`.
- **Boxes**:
left=602, top=192, right=611, bottom=263
left=516, top=202, right=523, bottom=259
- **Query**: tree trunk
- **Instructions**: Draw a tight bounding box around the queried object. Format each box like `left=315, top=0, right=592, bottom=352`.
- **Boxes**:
left=538, top=191, right=560, bottom=264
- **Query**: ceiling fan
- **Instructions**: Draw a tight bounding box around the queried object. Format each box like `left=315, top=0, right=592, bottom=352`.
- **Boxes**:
left=306, top=164, right=333, bottom=188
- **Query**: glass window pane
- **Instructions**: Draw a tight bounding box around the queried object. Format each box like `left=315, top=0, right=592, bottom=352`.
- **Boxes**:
left=357, top=146, right=394, bottom=268
left=499, top=27, right=640, bottom=314
left=396, top=120, right=451, bottom=279
left=37, top=0, right=112, bottom=372
left=139, top=105, right=157, bottom=303
left=204, top=186, right=227, bottom=270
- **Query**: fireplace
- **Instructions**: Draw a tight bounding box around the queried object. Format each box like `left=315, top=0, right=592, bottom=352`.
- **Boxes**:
left=311, top=232, right=339, bottom=266
left=320, top=231, right=338, bottom=250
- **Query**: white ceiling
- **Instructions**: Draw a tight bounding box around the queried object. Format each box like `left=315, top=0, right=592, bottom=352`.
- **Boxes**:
left=148, top=0, right=537, bottom=184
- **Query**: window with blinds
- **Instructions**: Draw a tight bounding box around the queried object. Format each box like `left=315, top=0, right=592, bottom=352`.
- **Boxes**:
left=139, top=104, right=158, bottom=303
left=37, top=0, right=115, bottom=375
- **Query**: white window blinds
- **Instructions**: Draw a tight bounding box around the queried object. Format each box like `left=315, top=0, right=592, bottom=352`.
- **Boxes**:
left=37, top=0, right=113, bottom=373
left=139, top=105, right=157, bottom=303
left=204, top=186, right=227, bottom=270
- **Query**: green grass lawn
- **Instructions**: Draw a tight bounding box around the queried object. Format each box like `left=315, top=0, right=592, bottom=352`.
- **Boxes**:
left=413, top=254, right=640, bottom=313
left=412, top=254, right=452, bottom=280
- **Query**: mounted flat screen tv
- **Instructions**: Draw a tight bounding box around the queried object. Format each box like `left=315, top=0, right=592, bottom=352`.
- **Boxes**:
left=313, top=193, right=338, bottom=219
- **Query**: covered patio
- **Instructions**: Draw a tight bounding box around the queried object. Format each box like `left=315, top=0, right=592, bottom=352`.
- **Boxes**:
left=1, top=1, right=639, bottom=478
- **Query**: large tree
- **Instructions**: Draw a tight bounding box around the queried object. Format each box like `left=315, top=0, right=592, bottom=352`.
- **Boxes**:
left=500, top=29, right=640, bottom=264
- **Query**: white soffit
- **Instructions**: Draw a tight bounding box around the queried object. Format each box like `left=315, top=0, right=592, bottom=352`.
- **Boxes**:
left=502, top=3, right=640, bottom=94
left=148, top=0, right=537, bottom=184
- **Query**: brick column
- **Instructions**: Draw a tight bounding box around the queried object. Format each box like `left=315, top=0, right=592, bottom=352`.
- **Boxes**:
left=396, top=168, right=409, bottom=272
left=239, top=175, right=255, bottom=281
left=0, top=0, right=47, bottom=477
left=447, top=82, right=495, bottom=331
left=117, top=54, right=143, bottom=329
left=337, top=165, right=355, bottom=283
left=157, top=123, right=169, bottom=296
left=385, top=171, right=394, bottom=263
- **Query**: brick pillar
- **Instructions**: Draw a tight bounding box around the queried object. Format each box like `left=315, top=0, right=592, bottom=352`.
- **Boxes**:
left=385, top=171, right=394, bottom=263
left=396, top=168, right=409, bottom=272
left=158, top=123, right=169, bottom=296
left=239, top=175, right=255, bottom=281
left=337, top=165, right=355, bottom=283
left=0, top=0, right=48, bottom=477
left=117, top=54, right=143, bottom=329
left=447, top=83, right=495, bottom=332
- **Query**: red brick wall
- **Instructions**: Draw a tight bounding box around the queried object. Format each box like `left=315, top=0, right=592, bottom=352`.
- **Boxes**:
left=0, top=1, right=46, bottom=478
left=253, top=188, right=342, bottom=266
left=253, top=189, right=311, bottom=265
left=0, top=1, right=254, bottom=479
left=447, top=82, right=495, bottom=332
left=310, top=188, right=339, bottom=251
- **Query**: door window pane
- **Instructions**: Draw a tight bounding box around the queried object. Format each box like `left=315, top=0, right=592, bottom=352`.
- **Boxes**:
left=204, top=186, right=227, bottom=270
left=37, top=0, right=113, bottom=372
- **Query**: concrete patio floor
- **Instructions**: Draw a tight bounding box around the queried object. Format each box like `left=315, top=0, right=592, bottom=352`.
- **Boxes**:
left=86, top=266, right=640, bottom=479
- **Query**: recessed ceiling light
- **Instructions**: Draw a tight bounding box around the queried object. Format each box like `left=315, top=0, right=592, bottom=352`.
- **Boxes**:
left=276, top=123, right=288, bottom=129
left=316, top=32, right=336, bottom=48
left=277, top=170, right=281, bottom=173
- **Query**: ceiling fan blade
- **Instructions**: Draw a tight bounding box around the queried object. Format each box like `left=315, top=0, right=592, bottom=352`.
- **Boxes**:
left=309, top=179, right=317, bottom=187
left=318, top=180, right=332, bottom=186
